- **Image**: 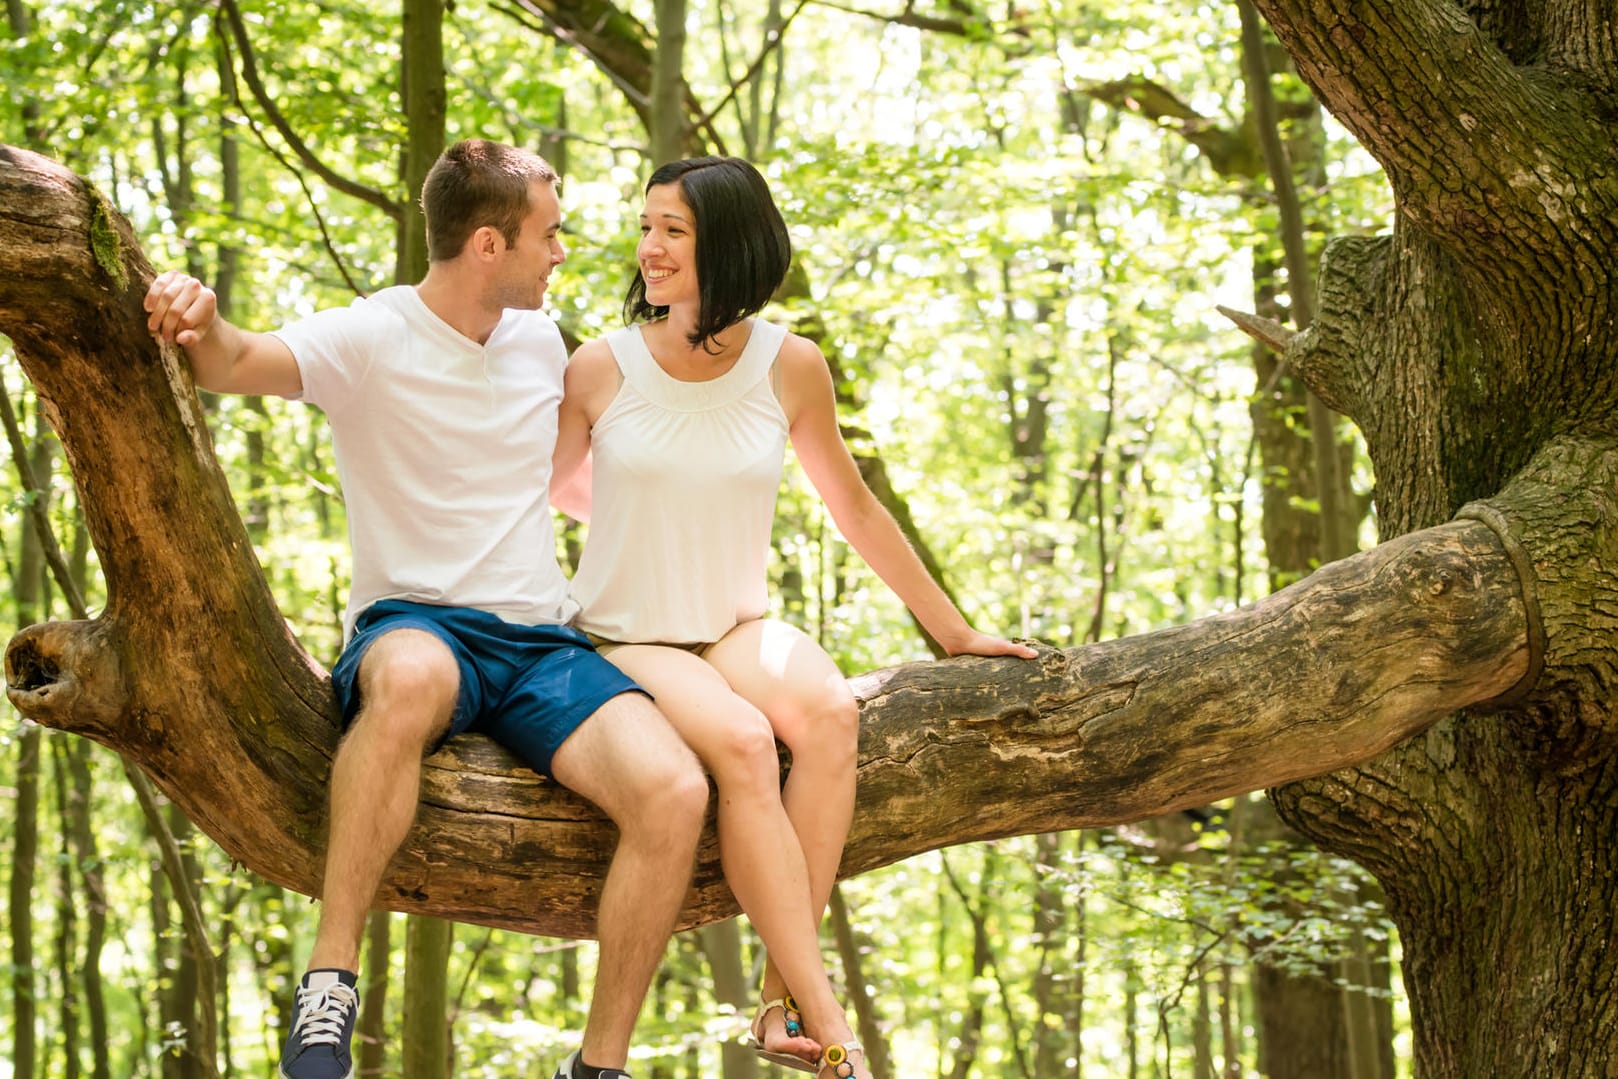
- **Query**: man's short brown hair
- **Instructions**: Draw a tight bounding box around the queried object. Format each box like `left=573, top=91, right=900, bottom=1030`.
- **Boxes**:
left=421, top=139, right=560, bottom=262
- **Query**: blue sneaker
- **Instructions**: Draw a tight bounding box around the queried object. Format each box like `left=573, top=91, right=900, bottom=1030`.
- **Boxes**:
left=552, top=1049, right=633, bottom=1078
left=279, top=969, right=359, bottom=1079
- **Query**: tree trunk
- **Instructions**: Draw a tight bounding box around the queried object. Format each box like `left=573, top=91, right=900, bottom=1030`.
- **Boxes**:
left=52, top=738, right=82, bottom=1079
left=67, top=736, right=111, bottom=1079
left=10, top=718, right=40, bottom=1079
left=650, top=0, right=689, bottom=163
left=397, top=0, right=445, bottom=284
left=359, top=911, right=393, bottom=1078
left=828, top=885, right=890, bottom=1079
left=6, top=385, right=48, bottom=1079
left=1031, top=831, right=1080, bottom=1078
left=1236, top=1, right=1618, bottom=1073
left=694, top=919, right=759, bottom=1079
left=403, top=916, right=452, bottom=1079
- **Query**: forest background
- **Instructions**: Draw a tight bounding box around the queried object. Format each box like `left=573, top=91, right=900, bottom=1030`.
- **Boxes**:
left=0, top=0, right=1407, bottom=1076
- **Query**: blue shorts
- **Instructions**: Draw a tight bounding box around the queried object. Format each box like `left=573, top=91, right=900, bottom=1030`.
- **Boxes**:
left=330, top=599, right=646, bottom=777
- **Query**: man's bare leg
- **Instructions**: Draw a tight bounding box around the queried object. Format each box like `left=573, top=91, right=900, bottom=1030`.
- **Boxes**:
left=548, top=691, right=708, bottom=1071
left=307, top=629, right=459, bottom=971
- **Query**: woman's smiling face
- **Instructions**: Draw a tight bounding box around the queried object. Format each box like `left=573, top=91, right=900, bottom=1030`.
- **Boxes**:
left=637, top=182, right=699, bottom=308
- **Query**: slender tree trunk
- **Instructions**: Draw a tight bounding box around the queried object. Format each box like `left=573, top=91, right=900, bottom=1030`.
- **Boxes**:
left=828, top=886, right=889, bottom=1079
left=68, top=734, right=110, bottom=1079
left=394, top=7, right=452, bottom=1069
left=3, top=10, right=51, bottom=1057
left=1193, top=963, right=1214, bottom=1079
left=133, top=780, right=220, bottom=1079
left=1124, top=959, right=1140, bottom=1079
left=1031, top=831, right=1079, bottom=1078
left=52, top=738, right=82, bottom=1079
left=397, top=0, right=445, bottom=283
left=8, top=392, right=52, bottom=1079
left=154, top=805, right=204, bottom=1079
left=402, top=916, right=452, bottom=1079
left=358, top=911, right=393, bottom=1078
left=941, top=853, right=992, bottom=1079
left=1218, top=958, right=1239, bottom=1077
left=11, top=716, right=41, bottom=1079
left=650, top=0, right=688, bottom=163
left=1236, top=0, right=1353, bottom=565
left=247, top=882, right=298, bottom=1060
left=696, top=920, right=759, bottom=1078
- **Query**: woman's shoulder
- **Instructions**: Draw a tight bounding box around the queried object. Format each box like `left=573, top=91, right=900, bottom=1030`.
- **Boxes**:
left=774, top=330, right=831, bottom=380
left=567, top=336, right=618, bottom=373
left=563, top=335, right=628, bottom=408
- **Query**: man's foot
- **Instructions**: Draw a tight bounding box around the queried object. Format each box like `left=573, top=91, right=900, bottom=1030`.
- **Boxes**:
left=279, top=969, right=360, bottom=1079
left=552, top=1049, right=633, bottom=1079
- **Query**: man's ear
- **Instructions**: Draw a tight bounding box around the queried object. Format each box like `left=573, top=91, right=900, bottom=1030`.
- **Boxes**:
left=468, top=224, right=503, bottom=261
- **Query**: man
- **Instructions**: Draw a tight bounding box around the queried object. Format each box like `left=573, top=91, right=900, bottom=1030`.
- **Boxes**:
left=144, top=139, right=708, bottom=1079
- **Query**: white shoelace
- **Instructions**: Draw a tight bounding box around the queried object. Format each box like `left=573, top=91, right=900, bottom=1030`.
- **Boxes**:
left=292, top=981, right=359, bottom=1046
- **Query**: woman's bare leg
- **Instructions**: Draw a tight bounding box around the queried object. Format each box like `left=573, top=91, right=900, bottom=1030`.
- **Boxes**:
left=703, top=621, right=864, bottom=1070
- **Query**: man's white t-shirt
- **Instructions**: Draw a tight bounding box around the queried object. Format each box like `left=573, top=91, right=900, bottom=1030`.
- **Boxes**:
left=272, top=285, right=577, bottom=640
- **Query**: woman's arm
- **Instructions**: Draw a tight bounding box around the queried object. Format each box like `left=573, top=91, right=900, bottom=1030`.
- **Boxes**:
left=552, top=340, right=619, bottom=522
left=780, top=336, right=1037, bottom=659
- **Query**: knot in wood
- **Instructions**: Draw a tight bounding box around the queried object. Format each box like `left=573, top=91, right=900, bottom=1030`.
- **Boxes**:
left=5, top=634, right=60, bottom=693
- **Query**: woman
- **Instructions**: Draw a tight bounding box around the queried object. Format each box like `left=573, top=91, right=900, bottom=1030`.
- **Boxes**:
left=554, top=157, right=1036, bottom=1078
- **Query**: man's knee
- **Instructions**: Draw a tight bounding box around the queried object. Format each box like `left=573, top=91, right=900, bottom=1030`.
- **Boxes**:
left=352, top=629, right=459, bottom=741
left=615, top=701, right=709, bottom=832
left=645, top=756, right=709, bottom=841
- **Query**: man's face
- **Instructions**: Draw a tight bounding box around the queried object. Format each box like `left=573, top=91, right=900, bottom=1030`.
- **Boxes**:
left=492, top=181, right=566, bottom=311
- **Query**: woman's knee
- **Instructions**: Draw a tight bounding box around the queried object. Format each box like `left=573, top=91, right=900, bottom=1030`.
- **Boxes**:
left=701, top=703, right=786, bottom=788
left=776, top=684, right=859, bottom=764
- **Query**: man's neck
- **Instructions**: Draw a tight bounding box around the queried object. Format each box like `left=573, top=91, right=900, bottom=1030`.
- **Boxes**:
left=415, top=269, right=501, bottom=345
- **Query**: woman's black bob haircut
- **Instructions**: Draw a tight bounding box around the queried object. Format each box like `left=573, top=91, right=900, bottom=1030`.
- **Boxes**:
left=624, top=157, right=792, bottom=350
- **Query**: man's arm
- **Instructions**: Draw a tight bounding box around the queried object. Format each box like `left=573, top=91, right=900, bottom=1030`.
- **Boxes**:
left=144, top=271, right=303, bottom=398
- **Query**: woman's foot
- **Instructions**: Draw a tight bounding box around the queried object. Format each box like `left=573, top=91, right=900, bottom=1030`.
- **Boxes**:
left=749, top=995, right=822, bottom=1070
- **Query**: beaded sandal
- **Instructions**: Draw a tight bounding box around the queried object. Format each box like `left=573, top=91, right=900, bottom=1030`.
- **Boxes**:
left=816, top=1039, right=865, bottom=1079
left=748, top=995, right=816, bottom=1072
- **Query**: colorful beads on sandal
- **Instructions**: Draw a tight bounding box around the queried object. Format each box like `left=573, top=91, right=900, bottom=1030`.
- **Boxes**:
left=819, top=1039, right=862, bottom=1078
left=781, top=994, right=803, bottom=1038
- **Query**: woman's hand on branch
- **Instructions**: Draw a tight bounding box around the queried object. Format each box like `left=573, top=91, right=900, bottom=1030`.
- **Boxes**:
left=939, top=629, right=1040, bottom=660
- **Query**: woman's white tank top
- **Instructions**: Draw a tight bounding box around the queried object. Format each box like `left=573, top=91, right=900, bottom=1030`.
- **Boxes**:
left=569, top=319, right=790, bottom=644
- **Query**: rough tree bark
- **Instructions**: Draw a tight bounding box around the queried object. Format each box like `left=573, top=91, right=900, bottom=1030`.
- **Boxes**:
left=1239, top=1, right=1618, bottom=1075
left=0, top=141, right=1564, bottom=945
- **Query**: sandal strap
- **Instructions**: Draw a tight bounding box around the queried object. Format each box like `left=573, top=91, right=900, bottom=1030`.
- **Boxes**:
left=750, top=994, right=803, bottom=1040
